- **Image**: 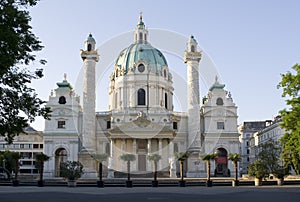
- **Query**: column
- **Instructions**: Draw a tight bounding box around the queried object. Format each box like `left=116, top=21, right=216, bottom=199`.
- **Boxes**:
left=133, top=139, right=137, bottom=171
left=147, top=139, right=152, bottom=171
left=168, top=140, right=176, bottom=178
left=108, top=139, right=114, bottom=178
left=158, top=139, right=162, bottom=170
left=121, top=139, right=126, bottom=171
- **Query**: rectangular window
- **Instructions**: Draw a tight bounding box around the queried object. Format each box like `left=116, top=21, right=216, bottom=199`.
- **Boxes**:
left=40, top=144, right=43, bottom=149
left=247, top=149, right=250, bottom=154
left=58, top=121, right=66, bottom=129
left=33, top=144, right=39, bottom=149
left=24, top=144, right=31, bottom=149
left=173, top=122, right=178, bottom=130
left=217, top=122, right=225, bottom=130
left=107, top=121, right=111, bottom=129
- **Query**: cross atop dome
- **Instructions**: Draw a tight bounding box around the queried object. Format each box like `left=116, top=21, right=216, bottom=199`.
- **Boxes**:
left=137, top=11, right=145, bottom=29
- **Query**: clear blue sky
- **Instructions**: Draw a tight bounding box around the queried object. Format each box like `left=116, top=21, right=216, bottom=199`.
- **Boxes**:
left=28, top=0, right=300, bottom=130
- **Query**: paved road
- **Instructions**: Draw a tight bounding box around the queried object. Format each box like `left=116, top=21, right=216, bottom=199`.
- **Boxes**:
left=0, top=186, right=300, bottom=202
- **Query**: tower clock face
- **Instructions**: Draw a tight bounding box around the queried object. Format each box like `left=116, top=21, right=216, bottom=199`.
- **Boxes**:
left=138, top=64, right=145, bottom=73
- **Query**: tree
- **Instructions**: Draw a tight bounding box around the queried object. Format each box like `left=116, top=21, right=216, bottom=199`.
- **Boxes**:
left=174, top=152, right=189, bottom=182
left=277, top=64, right=300, bottom=174
left=258, top=140, right=281, bottom=174
left=8, top=151, right=21, bottom=185
left=60, top=161, right=84, bottom=181
left=93, top=153, right=108, bottom=183
left=0, top=0, right=51, bottom=144
left=147, top=154, right=161, bottom=182
left=35, top=152, right=50, bottom=186
left=120, top=153, right=136, bottom=182
left=228, top=153, right=241, bottom=184
left=248, top=160, right=268, bottom=186
left=200, top=153, right=217, bottom=183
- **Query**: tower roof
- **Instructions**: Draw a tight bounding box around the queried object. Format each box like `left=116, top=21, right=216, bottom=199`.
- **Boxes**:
left=209, top=76, right=225, bottom=91
left=56, top=74, right=72, bottom=89
left=86, top=33, right=96, bottom=43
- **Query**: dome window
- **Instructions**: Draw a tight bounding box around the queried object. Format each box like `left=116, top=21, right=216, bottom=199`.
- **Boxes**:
left=58, top=96, right=66, bottom=104
left=163, top=69, right=167, bottom=78
left=216, top=98, right=224, bottom=106
left=137, top=88, right=146, bottom=105
left=138, top=64, right=145, bottom=73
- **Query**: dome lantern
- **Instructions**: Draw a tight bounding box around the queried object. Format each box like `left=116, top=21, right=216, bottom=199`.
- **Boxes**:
left=134, top=12, right=148, bottom=44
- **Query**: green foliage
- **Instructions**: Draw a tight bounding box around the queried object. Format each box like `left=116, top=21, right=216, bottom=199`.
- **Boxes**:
left=228, top=153, right=241, bottom=163
left=35, top=152, right=50, bottom=169
left=200, top=153, right=217, bottom=162
left=228, top=153, right=241, bottom=181
left=174, top=152, right=190, bottom=162
left=147, top=154, right=161, bottom=162
left=248, top=160, right=268, bottom=180
left=277, top=64, right=300, bottom=174
left=93, top=153, right=108, bottom=163
left=120, top=153, right=136, bottom=162
left=0, top=0, right=51, bottom=144
left=258, top=140, right=284, bottom=175
left=60, top=161, right=84, bottom=181
left=35, top=152, right=50, bottom=181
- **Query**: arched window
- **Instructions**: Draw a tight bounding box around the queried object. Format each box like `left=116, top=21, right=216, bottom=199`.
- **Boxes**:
left=216, top=97, right=224, bottom=105
left=115, top=93, right=118, bottom=108
left=165, top=92, right=168, bottom=109
left=144, top=34, right=147, bottom=41
left=191, top=45, right=195, bottom=52
left=116, top=69, right=118, bottom=77
left=87, top=44, right=92, bottom=51
left=139, top=33, right=143, bottom=41
left=163, top=69, right=167, bottom=78
left=58, top=96, right=66, bottom=104
left=137, top=88, right=146, bottom=105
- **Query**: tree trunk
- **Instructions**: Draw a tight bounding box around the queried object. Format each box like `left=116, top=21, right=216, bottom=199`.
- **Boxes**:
left=207, top=161, right=210, bottom=181
left=99, top=162, right=103, bottom=181
left=180, top=160, right=184, bottom=181
left=14, top=160, right=19, bottom=180
left=40, top=162, right=44, bottom=181
left=234, top=162, right=238, bottom=181
left=127, top=161, right=130, bottom=181
left=154, top=161, right=157, bottom=181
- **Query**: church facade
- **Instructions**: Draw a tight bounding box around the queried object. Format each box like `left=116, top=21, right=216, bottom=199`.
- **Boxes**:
left=43, top=15, right=239, bottom=178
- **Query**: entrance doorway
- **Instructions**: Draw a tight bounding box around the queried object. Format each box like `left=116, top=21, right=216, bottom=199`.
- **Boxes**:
left=54, top=148, right=67, bottom=177
left=137, top=139, right=147, bottom=172
left=138, top=155, right=146, bottom=171
left=215, top=148, right=229, bottom=177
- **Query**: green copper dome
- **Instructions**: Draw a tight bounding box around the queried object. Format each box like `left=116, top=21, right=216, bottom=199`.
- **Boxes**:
left=115, top=43, right=168, bottom=74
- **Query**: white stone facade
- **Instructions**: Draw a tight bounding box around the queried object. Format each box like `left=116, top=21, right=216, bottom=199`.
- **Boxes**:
left=42, top=16, right=240, bottom=178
